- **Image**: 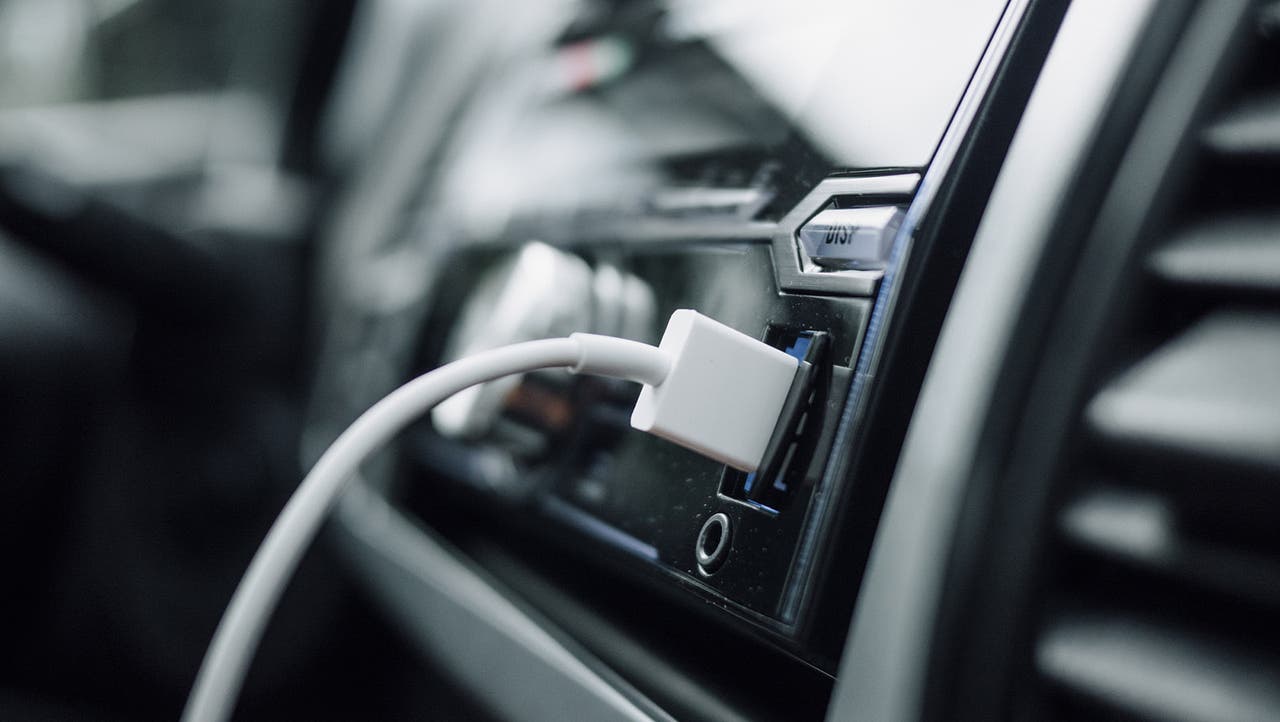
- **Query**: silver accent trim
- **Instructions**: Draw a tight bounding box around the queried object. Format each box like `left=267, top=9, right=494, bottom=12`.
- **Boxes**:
left=782, top=0, right=1028, bottom=624
left=827, top=0, right=1158, bottom=720
left=772, top=174, right=919, bottom=296
left=782, top=0, right=1025, bottom=622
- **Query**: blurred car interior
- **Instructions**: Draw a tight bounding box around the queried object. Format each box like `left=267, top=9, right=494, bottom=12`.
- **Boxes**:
left=2, top=1, right=1278, bottom=720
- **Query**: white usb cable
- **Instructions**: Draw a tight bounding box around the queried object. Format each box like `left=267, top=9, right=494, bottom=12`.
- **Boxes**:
left=182, top=310, right=799, bottom=722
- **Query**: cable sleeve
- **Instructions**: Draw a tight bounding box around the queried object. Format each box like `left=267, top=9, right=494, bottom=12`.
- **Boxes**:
left=568, top=332, right=670, bottom=386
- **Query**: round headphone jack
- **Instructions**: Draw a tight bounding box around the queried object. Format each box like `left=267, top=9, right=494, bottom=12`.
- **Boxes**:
left=695, top=512, right=731, bottom=575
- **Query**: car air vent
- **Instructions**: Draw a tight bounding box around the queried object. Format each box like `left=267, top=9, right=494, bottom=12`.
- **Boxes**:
left=1031, top=8, right=1280, bottom=720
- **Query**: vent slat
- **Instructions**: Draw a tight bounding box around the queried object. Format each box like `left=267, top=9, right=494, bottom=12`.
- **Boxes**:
left=1202, top=92, right=1280, bottom=161
left=1038, top=614, right=1280, bottom=722
left=1149, top=214, right=1280, bottom=293
left=1085, top=311, right=1280, bottom=475
left=1060, top=486, right=1280, bottom=607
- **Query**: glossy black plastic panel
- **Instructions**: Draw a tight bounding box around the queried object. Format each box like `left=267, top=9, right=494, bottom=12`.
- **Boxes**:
left=411, top=241, right=869, bottom=631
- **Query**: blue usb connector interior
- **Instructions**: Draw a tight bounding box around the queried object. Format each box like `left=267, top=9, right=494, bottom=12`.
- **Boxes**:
left=742, top=331, right=816, bottom=500
left=722, top=328, right=829, bottom=515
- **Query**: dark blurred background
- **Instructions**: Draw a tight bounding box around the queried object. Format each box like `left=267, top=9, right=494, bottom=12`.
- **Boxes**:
left=0, top=1, right=487, bottom=718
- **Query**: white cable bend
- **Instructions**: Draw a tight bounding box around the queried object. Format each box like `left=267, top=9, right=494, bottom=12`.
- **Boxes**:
left=183, top=335, right=667, bottom=722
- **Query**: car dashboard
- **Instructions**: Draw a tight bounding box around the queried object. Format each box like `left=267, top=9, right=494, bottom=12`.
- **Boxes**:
left=3, top=1, right=1279, bottom=721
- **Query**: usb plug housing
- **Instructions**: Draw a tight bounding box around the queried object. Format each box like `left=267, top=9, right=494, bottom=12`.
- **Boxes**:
left=630, top=310, right=799, bottom=473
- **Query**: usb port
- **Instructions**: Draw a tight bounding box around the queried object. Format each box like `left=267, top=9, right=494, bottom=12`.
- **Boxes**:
left=720, top=326, right=839, bottom=514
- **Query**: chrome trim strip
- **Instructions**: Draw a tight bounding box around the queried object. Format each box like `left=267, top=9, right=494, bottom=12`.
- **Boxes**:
left=783, top=0, right=1029, bottom=625
left=773, top=173, right=919, bottom=296
left=827, top=0, right=1158, bottom=720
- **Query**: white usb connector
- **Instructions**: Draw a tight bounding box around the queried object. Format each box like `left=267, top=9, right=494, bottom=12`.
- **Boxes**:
left=631, top=309, right=799, bottom=472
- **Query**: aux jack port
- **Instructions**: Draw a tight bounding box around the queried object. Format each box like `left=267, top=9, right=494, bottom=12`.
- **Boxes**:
left=695, top=512, right=731, bottom=575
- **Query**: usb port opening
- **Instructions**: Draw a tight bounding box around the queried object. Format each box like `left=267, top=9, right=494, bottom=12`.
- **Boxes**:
left=720, top=326, right=843, bottom=514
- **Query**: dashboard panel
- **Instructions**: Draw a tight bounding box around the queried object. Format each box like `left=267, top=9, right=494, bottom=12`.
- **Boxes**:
left=306, top=0, right=1014, bottom=713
